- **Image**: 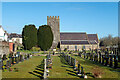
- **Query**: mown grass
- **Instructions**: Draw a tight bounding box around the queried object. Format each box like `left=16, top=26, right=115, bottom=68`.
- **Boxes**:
left=49, top=56, right=82, bottom=78
left=68, top=54, right=120, bottom=78
left=2, top=56, right=45, bottom=78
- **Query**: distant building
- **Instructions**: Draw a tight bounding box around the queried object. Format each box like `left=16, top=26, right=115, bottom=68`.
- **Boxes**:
left=8, top=33, right=22, bottom=44
left=60, top=32, right=99, bottom=51
left=0, top=25, right=8, bottom=41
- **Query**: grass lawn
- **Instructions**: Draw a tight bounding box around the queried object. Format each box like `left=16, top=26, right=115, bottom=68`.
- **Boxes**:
left=48, top=56, right=80, bottom=78
left=68, top=54, right=120, bottom=78
left=2, top=56, right=45, bottom=79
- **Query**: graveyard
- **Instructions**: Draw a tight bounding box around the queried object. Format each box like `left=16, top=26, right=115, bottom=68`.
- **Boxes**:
left=1, top=49, right=120, bottom=79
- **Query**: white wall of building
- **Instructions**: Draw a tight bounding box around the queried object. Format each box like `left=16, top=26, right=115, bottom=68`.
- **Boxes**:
left=12, top=38, right=22, bottom=44
left=0, top=26, right=8, bottom=41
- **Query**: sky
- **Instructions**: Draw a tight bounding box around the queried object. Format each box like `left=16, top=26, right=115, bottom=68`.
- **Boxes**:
left=1, top=2, right=119, bottom=39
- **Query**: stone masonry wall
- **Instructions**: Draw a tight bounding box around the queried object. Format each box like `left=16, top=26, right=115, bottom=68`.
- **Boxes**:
left=47, top=16, right=60, bottom=49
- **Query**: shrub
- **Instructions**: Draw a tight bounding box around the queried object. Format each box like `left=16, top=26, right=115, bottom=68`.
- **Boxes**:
left=31, top=47, right=41, bottom=51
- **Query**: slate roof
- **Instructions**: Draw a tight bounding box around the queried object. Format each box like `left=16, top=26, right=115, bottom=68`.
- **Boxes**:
left=87, top=34, right=98, bottom=44
left=60, top=32, right=88, bottom=40
left=60, top=32, right=99, bottom=45
left=61, top=41, right=89, bottom=45
left=8, top=33, right=22, bottom=39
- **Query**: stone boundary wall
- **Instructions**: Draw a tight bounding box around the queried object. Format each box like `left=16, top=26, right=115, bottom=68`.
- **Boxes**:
left=0, top=41, right=9, bottom=57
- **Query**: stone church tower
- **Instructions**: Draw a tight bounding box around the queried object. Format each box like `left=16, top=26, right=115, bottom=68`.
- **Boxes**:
left=47, top=16, right=60, bottom=49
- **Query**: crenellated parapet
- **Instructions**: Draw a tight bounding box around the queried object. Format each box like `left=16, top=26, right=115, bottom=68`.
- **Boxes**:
left=47, top=16, right=59, bottom=19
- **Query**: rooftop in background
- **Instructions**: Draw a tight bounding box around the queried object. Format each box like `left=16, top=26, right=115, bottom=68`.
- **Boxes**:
left=8, top=33, right=22, bottom=39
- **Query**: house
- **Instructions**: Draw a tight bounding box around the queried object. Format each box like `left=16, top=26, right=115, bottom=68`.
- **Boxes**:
left=8, top=33, right=22, bottom=44
left=8, top=33, right=22, bottom=53
left=0, top=25, right=8, bottom=41
left=60, top=32, right=99, bottom=51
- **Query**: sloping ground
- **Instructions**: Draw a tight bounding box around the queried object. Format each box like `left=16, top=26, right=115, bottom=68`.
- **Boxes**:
left=2, top=56, right=45, bottom=78
left=48, top=56, right=80, bottom=78
left=69, top=54, right=120, bottom=78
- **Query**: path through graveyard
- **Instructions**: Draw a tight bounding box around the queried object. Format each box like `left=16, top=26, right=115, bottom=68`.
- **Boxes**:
left=48, top=56, right=80, bottom=78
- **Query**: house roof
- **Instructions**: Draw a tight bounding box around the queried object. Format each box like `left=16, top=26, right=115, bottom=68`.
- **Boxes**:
left=0, top=25, right=8, bottom=34
left=8, top=33, right=22, bottom=39
left=60, top=32, right=99, bottom=45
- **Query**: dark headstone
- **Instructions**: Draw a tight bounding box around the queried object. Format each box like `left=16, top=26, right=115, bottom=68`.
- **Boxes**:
left=78, top=64, right=80, bottom=74
left=109, top=55, right=113, bottom=67
left=71, top=57, right=73, bottom=66
left=81, top=66, right=84, bottom=75
left=12, top=57, right=14, bottom=64
left=114, top=55, right=118, bottom=69
left=84, top=53, right=85, bottom=58
left=99, top=52, right=101, bottom=63
left=102, top=55, right=104, bottom=65
left=105, top=55, right=109, bottom=66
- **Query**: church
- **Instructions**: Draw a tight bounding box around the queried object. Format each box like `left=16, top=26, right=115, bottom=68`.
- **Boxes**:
left=47, top=16, right=99, bottom=51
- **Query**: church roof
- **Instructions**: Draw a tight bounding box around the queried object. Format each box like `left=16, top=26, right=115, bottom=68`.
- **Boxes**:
left=87, top=34, right=99, bottom=43
left=60, top=32, right=99, bottom=45
left=60, top=32, right=88, bottom=40
left=61, top=40, right=89, bottom=45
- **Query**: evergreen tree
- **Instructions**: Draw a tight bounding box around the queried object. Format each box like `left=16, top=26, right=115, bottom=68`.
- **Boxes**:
left=22, top=24, right=37, bottom=50
left=38, top=25, right=53, bottom=51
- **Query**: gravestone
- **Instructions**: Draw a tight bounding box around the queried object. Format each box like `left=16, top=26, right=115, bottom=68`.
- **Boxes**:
left=53, top=51, right=55, bottom=55
left=6, top=60, right=9, bottom=70
left=81, top=66, right=84, bottom=75
left=109, top=55, right=113, bottom=67
left=114, top=55, right=118, bottom=69
left=86, top=54, right=88, bottom=59
left=118, top=55, right=120, bottom=62
left=20, top=55, right=22, bottom=61
left=93, top=54, right=95, bottom=61
left=99, top=52, right=101, bottom=63
left=22, top=55, right=24, bottom=61
left=12, top=57, right=14, bottom=64
left=105, top=55, right=109, bottom=66
left=102, top=55, right=104, bottom=65
left=9, top=58, right=12, bottom=67
left=90, top=54, right=92, bottom=60
left=15, top=57, right=17, bottom=64
left=94, top=55, right=97, bottom=62
left=78, top=52, right=81, bottom=57
left=84, top=53, right=85, bottom=58
left=68, top=56, right=71, bottom=65
left=71, top=57, right=73, bottom=66
left=73, top=59, right=77, bottom=70
left=78, top=64, right=81, bottom=74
